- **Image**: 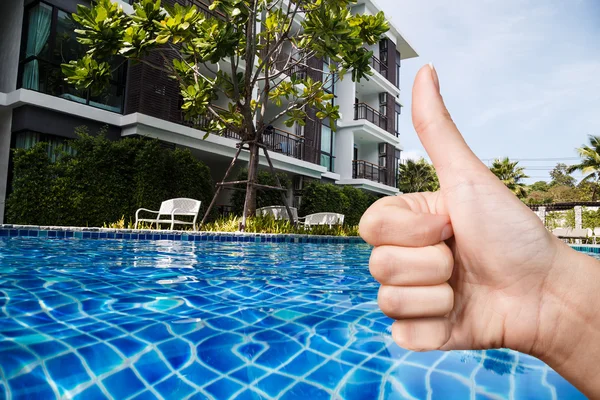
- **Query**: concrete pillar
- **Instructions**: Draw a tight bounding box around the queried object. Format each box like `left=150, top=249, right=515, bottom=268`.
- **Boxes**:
left=538, top=206, right=546, bottom=227
left=0, top=0, right=24, bottom=224
left=336, top=76, right=356, bottom=124
left=335, top=128, right=354, bottom=179
left=0, top=109, right=11, bottom=224
left=575, top=206, right=583, bottom=230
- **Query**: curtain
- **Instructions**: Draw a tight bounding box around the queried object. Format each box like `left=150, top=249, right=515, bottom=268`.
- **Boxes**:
left=22, top=4, right=52, bottom=91
left=15, top=132, right=41, bottom=150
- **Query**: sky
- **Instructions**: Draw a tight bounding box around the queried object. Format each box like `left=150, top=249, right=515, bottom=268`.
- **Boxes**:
left=378, top=0, right=600, bottom=183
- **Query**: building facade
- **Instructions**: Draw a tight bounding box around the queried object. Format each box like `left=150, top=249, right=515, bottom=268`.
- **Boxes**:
left=0, top=0, right=417, bottom=223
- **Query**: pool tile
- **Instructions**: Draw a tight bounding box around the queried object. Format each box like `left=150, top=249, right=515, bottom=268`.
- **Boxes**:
left=101, top=368, right=145, bottom=399
left=134, top=351, right=172, bottom=385
left=78, top=343, right=123, bottom=376
left=155, top=375, right=195, bottom=399
left=204, top=377, right=242, bottom=400
left=46, top=352, right=91, bottom=394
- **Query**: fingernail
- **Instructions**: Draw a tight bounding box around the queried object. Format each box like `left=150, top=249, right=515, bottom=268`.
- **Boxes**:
left=441, top=224, right=453, bottom=241
left=429, top=62, right=440, bottom=93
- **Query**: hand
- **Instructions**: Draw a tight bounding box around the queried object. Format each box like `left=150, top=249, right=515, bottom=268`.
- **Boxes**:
left=359, top=64, right=600, bottom=398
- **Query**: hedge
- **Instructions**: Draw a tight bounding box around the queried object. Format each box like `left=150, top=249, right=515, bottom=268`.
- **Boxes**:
left=299, top=181, right=380, bottom=226
left=230, top=169, right=292, bottom=216
left=6, top=127, right=214, bottom=227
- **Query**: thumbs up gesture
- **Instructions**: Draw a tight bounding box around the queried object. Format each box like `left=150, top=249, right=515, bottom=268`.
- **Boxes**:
left=360, top=64, right=600, bottom=399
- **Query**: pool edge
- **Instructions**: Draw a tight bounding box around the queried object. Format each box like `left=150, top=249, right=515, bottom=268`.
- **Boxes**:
left=0, top=224, right=366, bottom=244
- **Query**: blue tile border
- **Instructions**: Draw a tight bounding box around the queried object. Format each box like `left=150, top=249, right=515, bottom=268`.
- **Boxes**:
left=0, top=225, right=366, bottom=245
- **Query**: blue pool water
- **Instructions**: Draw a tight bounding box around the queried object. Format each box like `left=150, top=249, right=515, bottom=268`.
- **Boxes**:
left=0, top=237, right=586, bottom=399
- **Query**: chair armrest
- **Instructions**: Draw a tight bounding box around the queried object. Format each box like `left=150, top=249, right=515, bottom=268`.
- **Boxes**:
left=171, top=208, right=182, bottom=220
left=136, top=208, right=159, bottom=220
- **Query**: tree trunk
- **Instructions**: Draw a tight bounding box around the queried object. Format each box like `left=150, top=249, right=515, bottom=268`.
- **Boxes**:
left=241, top=140, right=260, bottom=230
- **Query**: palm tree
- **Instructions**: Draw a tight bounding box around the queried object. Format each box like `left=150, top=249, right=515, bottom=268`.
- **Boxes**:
left=568, top=135, right=600, bottom=201
left=398, top=158, right=440, bottom=193
left=490, top=157, right=529, bottom=198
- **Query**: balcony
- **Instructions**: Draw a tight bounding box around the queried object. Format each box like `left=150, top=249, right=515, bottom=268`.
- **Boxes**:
left=182, top=114, right=305, bottom=160
left=371, top=55, right=388, bottom=79
left=352, top=160, right=388, bottom=185
left=354, top=103, right=388, bottom=131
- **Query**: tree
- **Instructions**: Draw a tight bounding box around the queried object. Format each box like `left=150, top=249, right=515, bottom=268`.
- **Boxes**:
left=568, top=135, right=600, bottom=201
left=549, top=163, right=575, bottom=187
left=62, top=0, right=390, bottom=228
left=489, top=157, right=529, bottom=198
left=398, top=158, right=440, bottom=193
left=529, top=181, right=549, bottom=192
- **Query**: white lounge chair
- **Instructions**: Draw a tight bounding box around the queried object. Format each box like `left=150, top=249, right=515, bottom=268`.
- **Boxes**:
left=552, top=228, right=589, bottom=243
left=135, top=198, right=201, bottom=230
left=257, top=206, right=298, bottom=222
left=300, top=212, right=345, bottom=228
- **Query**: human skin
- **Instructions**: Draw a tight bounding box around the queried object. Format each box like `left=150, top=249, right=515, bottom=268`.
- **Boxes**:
left=359, top=64, right=600, bottom=399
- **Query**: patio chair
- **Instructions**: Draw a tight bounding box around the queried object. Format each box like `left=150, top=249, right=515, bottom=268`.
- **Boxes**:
left=257, top=206, right=298, bottom=222
left=553, top=228, right=589, bottom=243
left=299, top=212, right=345, bottom=228
left=592, top=228, right=600, bottom=244
left=135, top=198, right=201, bottom=230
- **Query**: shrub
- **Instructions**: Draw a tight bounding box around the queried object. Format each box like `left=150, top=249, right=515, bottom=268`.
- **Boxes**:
left=299, top=181, right=379, bottom=226
left=6, top=127, right=214, bottom=227
left=202, top=215, right=359, bottom=236
left=230, top=169, right=292, bottom=216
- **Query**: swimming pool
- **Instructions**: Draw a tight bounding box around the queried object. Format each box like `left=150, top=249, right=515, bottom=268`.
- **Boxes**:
left=0, top=235, right=586, bottom=399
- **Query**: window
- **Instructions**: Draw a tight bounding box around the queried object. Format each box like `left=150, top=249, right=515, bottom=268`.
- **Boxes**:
left=394, top=149, right=401, bottom=188
left=323, top=57, right=336, bottom=96
left=395, top=103, right=401, bottom=137
left=19, top=2, right=126, bottom=113
left=14, top=131, right=76, bottom=162
left=379, top=92, right=388, bottom=116
left=395, top=51, right=401, bottom=88
left=379, top=39, right=388, bottom=64
left=320, top=119, right=335, bottom=172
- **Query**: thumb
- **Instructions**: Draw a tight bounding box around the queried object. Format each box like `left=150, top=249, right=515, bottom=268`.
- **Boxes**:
left=412, top=64, right=489, bottom=184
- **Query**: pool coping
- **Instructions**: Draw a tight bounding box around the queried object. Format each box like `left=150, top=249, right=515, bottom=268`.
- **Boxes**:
left=0, top=224, right=366, bottom=244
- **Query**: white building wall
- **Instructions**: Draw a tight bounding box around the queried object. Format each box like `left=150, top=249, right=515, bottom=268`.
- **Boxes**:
left=358, top=142, right=379, bottom=165
left=0, top=0, right=24, bottom=223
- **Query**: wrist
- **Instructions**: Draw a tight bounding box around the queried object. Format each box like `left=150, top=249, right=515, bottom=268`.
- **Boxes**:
left=533, top=240, right=600, bottom=398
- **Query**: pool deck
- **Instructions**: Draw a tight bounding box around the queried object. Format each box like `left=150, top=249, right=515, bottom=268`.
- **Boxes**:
left=0, top=224, right=365, bottom=244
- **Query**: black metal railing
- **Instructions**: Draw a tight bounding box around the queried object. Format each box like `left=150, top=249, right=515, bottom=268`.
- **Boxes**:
left=353, top=160, right=388, bottom=185
left=182, top=113, right=243, bottom=141
left=354, top=103, right=388, bottom=131
left=276, top=57, right=307, bottom=80
left=263, top=127, right=304, bottom=160
left=129, top=0, right=225, bottom=19
left=371, top=55, right=388, bottom=79
left=181, top=113, right=304, bottom=160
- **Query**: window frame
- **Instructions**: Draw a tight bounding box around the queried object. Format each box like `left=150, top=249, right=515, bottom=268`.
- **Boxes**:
left=319, top=119, right=335, bottom=172
left=18, top=0, right=127, bottom=114
left=395, top=102, right=401, bottom=137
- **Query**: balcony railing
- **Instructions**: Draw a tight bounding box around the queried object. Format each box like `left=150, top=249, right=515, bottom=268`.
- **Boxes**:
left=354, top=103, right=388, bottom=131
left=130, top=0, right=225, bottom=19
left=181, top=113, right=304, bottom=160
left=353, top=160, right=388, bottom=185
left=275, top=57, right=307, bottom=80
left=371, top=55, right=388, bottom=79
left=263, top=127, right=304, bottom=160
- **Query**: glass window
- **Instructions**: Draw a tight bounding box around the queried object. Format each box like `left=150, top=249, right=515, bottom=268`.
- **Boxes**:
left=320, top=121, right=335, bottom=172
left=323, top=57, right=335, bottom=95
left=22, top=3, right=53, bottom=91
left=395, top=51, right=401, bottom=88
left=14, top=131, right=75, bottom=162
left=395, top=103, right=401, bottom=137
left=20, top=2, right=126, bottom=113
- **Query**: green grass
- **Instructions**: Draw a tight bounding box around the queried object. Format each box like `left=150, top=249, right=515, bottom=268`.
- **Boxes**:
left=104, top=215, right=360, bottom=236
